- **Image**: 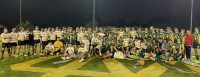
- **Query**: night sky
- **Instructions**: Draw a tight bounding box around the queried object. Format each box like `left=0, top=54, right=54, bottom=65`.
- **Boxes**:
left=0, top=0, right=200, bottom=28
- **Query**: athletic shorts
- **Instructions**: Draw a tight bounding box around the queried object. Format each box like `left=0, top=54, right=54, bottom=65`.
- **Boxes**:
left=71, top=40, right=76, bottom=45
left=34, top=40, right=40, bottom=44
left=2, top=43, right=10, bottom=47
left=123, top=46, right=131, bottom=51
left=18, top=41, right=26, bottom=45
left=28, top=41, right=34, bottom=46
left=63, top=39, right=70, bottom=44
left=92, top=44, right=97, bottom=47
left=110, top=52, right=115, bottom=58
left=41, top=41, right=49, bottom=49
left=42, top=41, right=49, bottom=46
left=10, top=42, right=17, bottom=47
left=193, top=42, right=200, bottom=48
left=25, top=40, right=29, bottom=45
left=76, top=41, right=81, bottom=45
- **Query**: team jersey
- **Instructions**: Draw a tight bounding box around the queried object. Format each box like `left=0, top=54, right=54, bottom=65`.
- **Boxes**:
left=193, top=32, right=200, bottom=43
left=41, top=32, right=49, bottom=41
left=81, top=39, right=90, bottom=48
left=77, top=32, right=84, bottom=42
left=45, top=44, right=54, bottom=51
left=159, top=32, right=165, bottom=39
left=137, top=32, right=142, bottom=38
left=130, top=31, right=137, bottom=37
left=123, top=38, right=129, bottom=47
left=49, top=32, right=56, bottom=40
left=143, top=32, right=149, bottom=39
left=25, top=31, right=30, bottom=40
left=33, top=30, right=41, bottom=40
left=103, top=39, right=111, bottom=46
left=135, top=40, right=141, bottom=48
left=1, top=33, right=10, bottom=43
left=173, top=32, right=180, bottom=43
left=78, top=47, right=88, bottom=52
left=54, top=40, right=63, bottom=51
left=174, top=42, right=183, bottom=53
left=150, top=32, right=157, bottom=39
left=18, top=32, right=26, bottom=41
left=118, top=31, right=124, bottom=37
left=69, top=33, right=76, bottom=40
left=91, top=37, right=98, bottom=45
left=56, top=31, right=63, bottom=39
left=180, top=33, right=186, bottom=44
left=98, top=32, right=105, bottom=38
left=124, top=31, right=130, bottom=36
left=96, top=39, right=103, bottom=47
left=66, top=47, right=74, bottom=54
left=87, top=32, right=93, bottom=40
left=9, top=32, right=18, bottom=43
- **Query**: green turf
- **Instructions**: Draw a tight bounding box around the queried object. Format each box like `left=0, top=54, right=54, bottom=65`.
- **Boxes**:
left=32, top=56, right=75, bottom=68
left=160, top=62, right=200, bottom=77
left=0, top=37, right=45, bottom=77
left=77, top=57, right=110, bottom=73
left=116, top=59, right=155, bottom=73
left=65, top=75, right=92, bottom=77
left=0, top=70, right=44, bottom=77
left=0, top=37, right=2, bottom=52
left=0, top=55, right=44, bottom=77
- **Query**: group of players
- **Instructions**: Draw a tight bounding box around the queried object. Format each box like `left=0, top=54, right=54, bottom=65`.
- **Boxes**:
left=1, top=26, right=200, bottom=63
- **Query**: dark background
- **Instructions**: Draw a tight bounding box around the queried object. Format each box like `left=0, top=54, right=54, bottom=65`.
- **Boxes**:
left=0, top=0, right=200, bottom=29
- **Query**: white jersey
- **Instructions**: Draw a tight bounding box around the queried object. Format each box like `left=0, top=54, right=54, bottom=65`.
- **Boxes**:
left=77, top=32, right=85, bottom=41
left=123, top=38, right=130, bottom=47
left=33, top=30, right=41, bottom=40
left=118, top=31, right=124, bottom=37
left=1, top=33, right=10, bottom=43
left=25, top=31, right=30, bottom=40
left=45, top=44, right=54, bottom=51
left=98, top=32, right=105, bottom=38
left=9, top=32, right=18, bottom=43
left=55, top=31, right=63, bottom=39
left=91, top=37, right=98, bottom=45
left=41, top=32, right=49, bottom=41
left=66, top=47, right=74, bottom=54
left=49, top=32, right=56, bottom=40
left=78, top=47, right=88, bottom=52
left=18, top=32, right=26, bottom=41
left=81, top=39, right=90, bottom=48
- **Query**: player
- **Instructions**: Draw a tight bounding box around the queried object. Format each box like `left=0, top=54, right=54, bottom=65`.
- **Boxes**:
left=16, top=27, right=26, bottom=57
left=33, top=26, right=41, bottom=55
left=78, top=43, right=88, bottom=62
left=61, top=43, right=75, bottom=60
left=9, top=28, right=18, bottom=56
left=1, top=28, right=11, bottom=59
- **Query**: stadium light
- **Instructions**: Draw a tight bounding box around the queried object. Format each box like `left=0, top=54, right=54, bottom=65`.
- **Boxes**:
left=190, top=0, right=194, bottom=32
left=92, top=0, right=96, bottom=30
left=19, top=0, right=22, bottom=25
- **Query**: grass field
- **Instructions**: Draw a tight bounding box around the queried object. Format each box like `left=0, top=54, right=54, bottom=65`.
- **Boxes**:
left=0, top=37, right=200, bottom=77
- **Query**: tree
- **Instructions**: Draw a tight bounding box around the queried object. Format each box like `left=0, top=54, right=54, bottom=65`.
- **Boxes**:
left=15, top=20, right=34, bottom=31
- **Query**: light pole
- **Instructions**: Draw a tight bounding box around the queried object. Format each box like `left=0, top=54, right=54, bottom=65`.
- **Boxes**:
left=92, top=0, right=96, bottom=30
left=190, top=0, right=194, bottom=32
left=20, top=0, right=22, bottom=25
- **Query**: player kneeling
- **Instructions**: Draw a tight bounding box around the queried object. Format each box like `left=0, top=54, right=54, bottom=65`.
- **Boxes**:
left=61, top=44, right=75, bottom=60
left=78, top=43, right=88, bottom=62
left=44, top=42, right=54, bottom=56
left=53, top=37, right=63, bottom=55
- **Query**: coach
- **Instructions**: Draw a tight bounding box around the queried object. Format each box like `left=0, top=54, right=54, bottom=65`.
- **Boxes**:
left=185, top=30, right=194, bottom=61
